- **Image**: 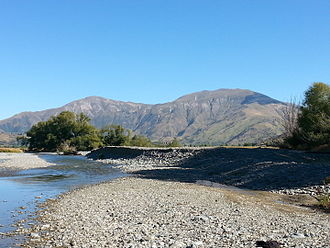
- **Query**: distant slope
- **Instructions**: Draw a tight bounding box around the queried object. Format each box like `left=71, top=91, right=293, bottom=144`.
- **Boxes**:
left=0, top=132, right=19, bottom=147
left=0, top=89, right=286, bottom=145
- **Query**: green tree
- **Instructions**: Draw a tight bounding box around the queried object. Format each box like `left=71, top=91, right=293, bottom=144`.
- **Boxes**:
left=26, top=111, right=102, bottom=151
left=100, top=125, right=131, bottom=146
left=286, top=82, right=330, bottom=149
left=100, top=124, right=154, bottom=147
left=130, top=134, right=153, bottom=147
left=166, top=138, right=182, bottom=147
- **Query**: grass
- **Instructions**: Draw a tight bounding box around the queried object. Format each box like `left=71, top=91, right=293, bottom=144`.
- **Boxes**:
left=0, top=147, right=23, bottom=153
left=316, top=194, right=330, bottom=211
left=220, top=145, right=280, bottom=149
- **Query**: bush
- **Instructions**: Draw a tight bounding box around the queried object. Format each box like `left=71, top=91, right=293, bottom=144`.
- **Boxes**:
left=100, top=125, right=131, bottom=146
left=130, top=135, right=153, bottom=147
left=317, top=194, right=330, bottom=210
left=166, top=138, right=182, bottom=147
left=324, top=176, right=330, bottom=185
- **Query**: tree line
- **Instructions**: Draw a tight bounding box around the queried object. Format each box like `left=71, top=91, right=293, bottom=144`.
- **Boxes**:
left=18, top=111, right=181, bottom=152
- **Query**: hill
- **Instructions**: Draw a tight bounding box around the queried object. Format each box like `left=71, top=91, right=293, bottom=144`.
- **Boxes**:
left=0, top=89, right=285, bottom=145
left=0, top=132, right=19, bottom=147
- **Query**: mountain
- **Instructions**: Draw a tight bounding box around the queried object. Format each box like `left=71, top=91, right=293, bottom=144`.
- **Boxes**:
left=0, top=132, right=19, bottom=146
left=0, top=89, right=286, bottom=145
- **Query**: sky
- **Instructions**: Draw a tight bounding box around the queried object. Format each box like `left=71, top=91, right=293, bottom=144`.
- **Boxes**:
left=0, top=0, right=329, bottom=120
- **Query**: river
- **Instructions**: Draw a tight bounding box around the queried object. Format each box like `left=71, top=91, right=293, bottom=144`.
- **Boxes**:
left=0, top=154, right=125, bottom=247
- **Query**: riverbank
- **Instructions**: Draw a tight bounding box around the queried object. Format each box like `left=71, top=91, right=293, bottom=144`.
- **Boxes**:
left=88, top=146, right=330, bottom=196
left=23, top=177, right=329, bottom=248
left=0, top=153, right=56, bottom=176
left=4, top=147, right=328, bottom=247
left=0, top=153, right=124, bottom=247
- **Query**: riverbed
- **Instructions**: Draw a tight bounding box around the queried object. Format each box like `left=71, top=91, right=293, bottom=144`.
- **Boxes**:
left=0, top=153, right=125, bottom=247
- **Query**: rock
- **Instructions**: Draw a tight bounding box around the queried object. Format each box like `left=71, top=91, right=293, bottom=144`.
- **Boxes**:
left=30, top=232, right=40, bottom=238
left=256, top=240, right=282, bottom=248
left=291, top=233, right=305, bottom=239
left=192, top=215, right=209, bottom=222
left=170, top=241, right=185, bottom=248
left=189, top=241, right=204, bottom=247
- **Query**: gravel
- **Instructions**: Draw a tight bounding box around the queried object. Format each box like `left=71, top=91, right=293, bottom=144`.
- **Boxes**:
left=0, top=153, right=55, bottom=176
left=87, top=147, right=203, bottom=172
left=88, top=147, right=330, bottom=196
left=4, top=147, right=328, bottom=247
left=22, top=177, right=329, bottom=248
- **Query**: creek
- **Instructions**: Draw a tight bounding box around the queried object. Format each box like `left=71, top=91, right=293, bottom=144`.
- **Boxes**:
left=0, top=154, right=125, bottom=247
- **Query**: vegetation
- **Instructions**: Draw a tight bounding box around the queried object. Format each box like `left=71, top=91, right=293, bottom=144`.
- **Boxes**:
left=0, top=147, right=23, bottom=153
left=283, top=82, right=330, bottom=150
left=315, top=177, right=330, bottom=211
left=165, top=138, right=182, bottom=147
left=100, top=125, right=131, bottom=146
left=22, top=111, right=102, bottom=152
left=324, top=176, right=330, bottom=185
left=21, top=111, right=173, bottom=151
left=99, top=125, right=154, bottom=147
left=279, top=97, right=300, bottom=142
left=317, top=194, right=330, bottom=211
left=130, top=134, right=153, bottom=147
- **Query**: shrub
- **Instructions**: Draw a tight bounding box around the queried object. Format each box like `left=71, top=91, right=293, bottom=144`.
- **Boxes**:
left=317, top=194, right=330, bottom=210
left=324, top=177, right=330, bottom=185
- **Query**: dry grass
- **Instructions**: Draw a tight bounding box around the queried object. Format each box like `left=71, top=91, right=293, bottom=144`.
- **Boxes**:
left=316, top=194, right=330, bottom=212
left=220, top=145, right=280, bottom=149
left=0, top=147, right=23, bottom=153
left=215, top=186, right=319, bottom=214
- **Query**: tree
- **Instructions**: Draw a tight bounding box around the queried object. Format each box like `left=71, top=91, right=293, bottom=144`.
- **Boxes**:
left=99, top=125, right=154, bottom=147
left=130, top=134, right=153, bottom=147
left=166, top=138, right=182, bottom=147
left=100, top=125, right=131, bottom=146
left=279, top=97, right=300, bottom=140
left=26, top=111, right=102, bottom=151
left=286, top=82, right=330, bottom=149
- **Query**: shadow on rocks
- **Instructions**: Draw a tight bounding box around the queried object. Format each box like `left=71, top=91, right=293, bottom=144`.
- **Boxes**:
left=132, top=148, right=330, bottom=191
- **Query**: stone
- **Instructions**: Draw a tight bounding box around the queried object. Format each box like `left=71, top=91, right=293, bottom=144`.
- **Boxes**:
left=256, top=240, right=282, bottom=248
left=291, top=233, right=305, bottom=239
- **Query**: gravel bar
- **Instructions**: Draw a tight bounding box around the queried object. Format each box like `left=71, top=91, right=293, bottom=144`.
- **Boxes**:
left=23, top=177, right=329, bottom=248
left=0, top=153, right=55, bottom=176
left=16, top=147, right=330, bottom=247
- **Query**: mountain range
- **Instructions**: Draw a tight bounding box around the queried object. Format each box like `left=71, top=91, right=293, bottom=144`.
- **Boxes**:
left=0, top=89, right=286, bottom=145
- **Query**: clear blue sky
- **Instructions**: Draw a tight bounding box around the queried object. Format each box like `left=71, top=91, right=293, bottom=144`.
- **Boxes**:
left=0, top=0, right=329, bottom=120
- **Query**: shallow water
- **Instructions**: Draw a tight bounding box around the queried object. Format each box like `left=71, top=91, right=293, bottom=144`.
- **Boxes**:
left=0, top=154, right=125, bottom=247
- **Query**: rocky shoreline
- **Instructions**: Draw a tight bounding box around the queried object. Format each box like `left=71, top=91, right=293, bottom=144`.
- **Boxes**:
left=87, top=146, right=330, bottom=197
left=23, top=177, right=329, bottom=248
left=8, top=146, right=329, bottom=247
left=86, top=146, right=204, bottom=172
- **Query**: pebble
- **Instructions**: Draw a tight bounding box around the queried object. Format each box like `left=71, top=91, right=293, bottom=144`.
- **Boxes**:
left=291, top=233, right=305, bottom=239
left=22, top=178, right=330, bottom=248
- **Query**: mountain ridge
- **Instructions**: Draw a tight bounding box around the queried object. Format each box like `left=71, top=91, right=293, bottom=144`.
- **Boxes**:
left=0, top=89, right=285, bottom=145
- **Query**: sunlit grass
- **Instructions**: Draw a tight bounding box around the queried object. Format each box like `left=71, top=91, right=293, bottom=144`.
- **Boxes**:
left=220, top=145, right=280, bottom=149
left=0, top=147, right=23, bottom=153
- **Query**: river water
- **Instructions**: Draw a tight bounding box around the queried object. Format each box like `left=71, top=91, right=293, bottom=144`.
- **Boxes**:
left=0, top=154, right=125, bottom=247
